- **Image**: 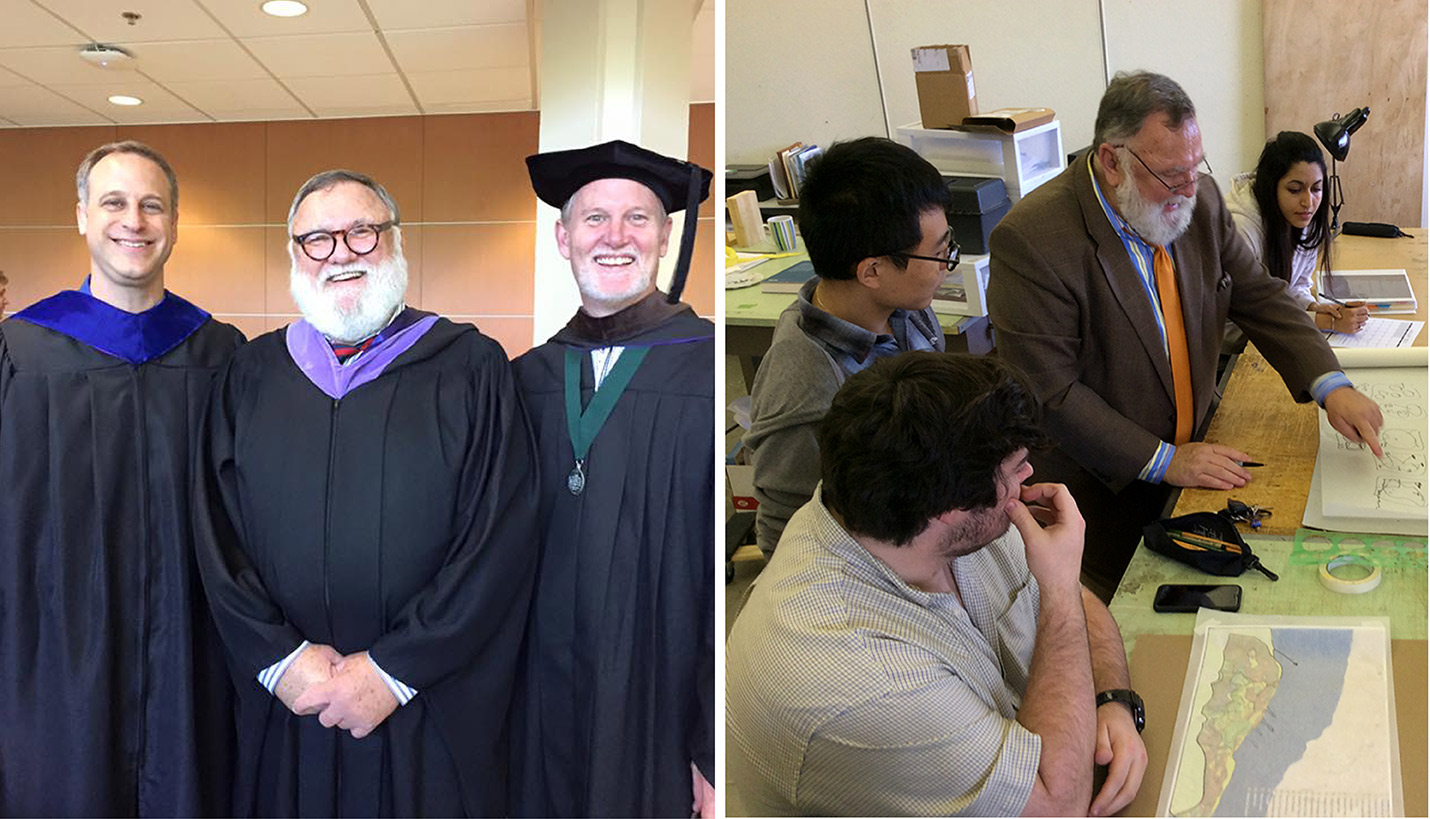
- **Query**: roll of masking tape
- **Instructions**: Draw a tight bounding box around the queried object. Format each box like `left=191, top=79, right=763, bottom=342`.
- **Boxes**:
left=1318, top=553, right=1382, bottom=594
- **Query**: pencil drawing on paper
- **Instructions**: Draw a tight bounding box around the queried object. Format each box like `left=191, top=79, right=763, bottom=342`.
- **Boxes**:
left=1359, top=382, right=1422, bottom=403
left=1376, top=402, right=1424, bottom=420
left=1313, top=366, right=1429, bottom=526
left=1375, top=478, right=1426, bottom=510
left=1378, top=452, right=1426, bottom=475
left=1379, top=429, right=1425, bottom=452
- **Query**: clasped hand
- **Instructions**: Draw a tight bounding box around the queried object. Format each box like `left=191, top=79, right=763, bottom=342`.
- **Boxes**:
left=275, top=644, right=398, bottom=739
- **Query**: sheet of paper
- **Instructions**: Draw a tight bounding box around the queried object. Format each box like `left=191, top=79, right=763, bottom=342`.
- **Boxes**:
left=1304, top=363, right=1430, bottom=535
left=1327, top=318, right=1423, bottom=349
left=1158, top=612, right=1401, bottom=817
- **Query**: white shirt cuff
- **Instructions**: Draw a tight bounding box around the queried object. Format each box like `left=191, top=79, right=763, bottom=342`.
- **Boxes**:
left=258, top=640, right=310, bottom=693
left=369, top=654, right=418, bottom=705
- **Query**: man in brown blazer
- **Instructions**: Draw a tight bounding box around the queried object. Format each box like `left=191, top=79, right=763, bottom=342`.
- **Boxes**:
left=988, top=71, right=1383, bottom=599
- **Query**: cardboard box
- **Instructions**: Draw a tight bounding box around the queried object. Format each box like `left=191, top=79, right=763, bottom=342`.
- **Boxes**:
left=911, top=44, right=977, bottom=129
left=962, top=107, right=1056, bottom=133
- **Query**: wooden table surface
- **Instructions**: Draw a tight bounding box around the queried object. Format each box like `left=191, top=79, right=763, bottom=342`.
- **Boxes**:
left=1171, top=228, right=1428, bottom=529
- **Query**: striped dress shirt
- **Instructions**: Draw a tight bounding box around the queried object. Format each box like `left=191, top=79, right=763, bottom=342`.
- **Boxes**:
left=727, top=486, right=1043, bottom=816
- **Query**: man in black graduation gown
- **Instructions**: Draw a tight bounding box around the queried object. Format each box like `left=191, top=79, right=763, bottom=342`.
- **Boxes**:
left=512, top=141, right=716, bottom=817
left=0, top=141, right=242, bottom=816
left=194, top=169, right=539, bottom=817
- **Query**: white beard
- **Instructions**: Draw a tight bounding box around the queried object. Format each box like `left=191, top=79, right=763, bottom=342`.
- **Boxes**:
left=290, top=243, right=409, bottom=343
left=572, top=247, right=659, bottom=315
left=1114, top=156, right=1197, bottom=247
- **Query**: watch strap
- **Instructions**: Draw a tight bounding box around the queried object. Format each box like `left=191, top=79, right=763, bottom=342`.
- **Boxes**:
left=1095, top=688, right=1145, bottom=733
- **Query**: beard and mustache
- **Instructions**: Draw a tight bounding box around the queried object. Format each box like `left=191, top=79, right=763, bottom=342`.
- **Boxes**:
left=1112, top=148, right=1197, bottom=247
left=289, top=231, right=409, bottom=344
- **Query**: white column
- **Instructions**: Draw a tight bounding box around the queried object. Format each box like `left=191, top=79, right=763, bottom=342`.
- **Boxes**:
left=532, top=0, right=698, bottom=344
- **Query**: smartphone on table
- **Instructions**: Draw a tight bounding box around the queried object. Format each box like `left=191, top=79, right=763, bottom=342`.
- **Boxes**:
left=1152, top=583, right=1242, bottom=613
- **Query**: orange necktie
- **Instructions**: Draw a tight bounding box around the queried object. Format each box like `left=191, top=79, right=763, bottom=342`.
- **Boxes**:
left=1153, top=245, right=1194, bottom=445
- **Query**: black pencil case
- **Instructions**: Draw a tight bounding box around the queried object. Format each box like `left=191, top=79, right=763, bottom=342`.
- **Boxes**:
left=1143, top=512, right=1278, bottom=580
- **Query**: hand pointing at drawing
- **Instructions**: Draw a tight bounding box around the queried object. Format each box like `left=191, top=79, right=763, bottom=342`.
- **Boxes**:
left=1324, top=386, right=1384, bottom=458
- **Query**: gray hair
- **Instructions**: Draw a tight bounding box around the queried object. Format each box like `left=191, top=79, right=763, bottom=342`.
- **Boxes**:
left=1093, top=71, right=1197, bottom=148
left=287, top=169, right=401, bottom=232
left=76, top=140, right=179, bottom=211
left=558, top=183, right=668, bottom=226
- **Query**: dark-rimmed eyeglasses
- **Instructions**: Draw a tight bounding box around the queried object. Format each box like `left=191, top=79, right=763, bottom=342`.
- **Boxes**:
left=887, top=228, right=961, bottom=272
left=1114, top=145, right=1212, bottom=195
left=292, top=221, right=396, bottom=262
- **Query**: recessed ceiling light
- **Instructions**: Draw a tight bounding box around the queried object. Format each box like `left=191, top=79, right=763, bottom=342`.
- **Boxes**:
left=108, top=94, right=143, bottom=106
left=261, top=1, right=308, bottom=17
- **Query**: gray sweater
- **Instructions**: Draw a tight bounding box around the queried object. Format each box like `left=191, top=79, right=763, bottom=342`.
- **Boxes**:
left=744, top=279, right=943, bottom=555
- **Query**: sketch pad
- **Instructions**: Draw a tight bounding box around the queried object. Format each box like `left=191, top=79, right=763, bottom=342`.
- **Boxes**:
left=1156, top=611, right=1402, bottom=817
left=1304, top=352, right=1430, bottom=536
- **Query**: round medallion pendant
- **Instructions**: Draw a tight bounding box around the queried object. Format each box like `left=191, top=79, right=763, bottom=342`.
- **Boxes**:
left=567, top=462, right=586, bottom=495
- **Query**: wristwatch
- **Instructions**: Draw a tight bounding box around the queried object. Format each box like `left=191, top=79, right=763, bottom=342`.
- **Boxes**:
left=1095, top=689, right=1145, bottom=734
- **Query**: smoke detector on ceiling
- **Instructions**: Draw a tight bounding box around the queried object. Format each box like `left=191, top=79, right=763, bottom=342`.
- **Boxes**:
left=79, top=44, right=136, bottom=70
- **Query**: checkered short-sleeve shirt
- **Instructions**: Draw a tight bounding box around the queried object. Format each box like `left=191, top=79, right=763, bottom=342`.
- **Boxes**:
left=727, top=485, right=1043, bottom=816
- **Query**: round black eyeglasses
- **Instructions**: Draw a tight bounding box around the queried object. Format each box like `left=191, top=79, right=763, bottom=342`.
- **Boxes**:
left=292, top=221, right=396, bottom=262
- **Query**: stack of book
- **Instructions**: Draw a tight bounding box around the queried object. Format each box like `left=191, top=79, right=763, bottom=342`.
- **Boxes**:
left=769, top=143, right=822, bottom=202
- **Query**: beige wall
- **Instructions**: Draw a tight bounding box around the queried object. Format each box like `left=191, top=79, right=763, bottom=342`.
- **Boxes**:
left=726, top=0, right=1274, bottom=190
left=0, top=103, right=715, bottom=357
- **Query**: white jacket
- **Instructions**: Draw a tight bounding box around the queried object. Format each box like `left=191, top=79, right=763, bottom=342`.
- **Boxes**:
left=1224, top=171, right=1319, bottom=309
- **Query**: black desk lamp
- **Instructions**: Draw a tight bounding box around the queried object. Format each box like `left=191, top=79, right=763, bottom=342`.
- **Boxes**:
left=1313, top=107, right=1369, bottom=233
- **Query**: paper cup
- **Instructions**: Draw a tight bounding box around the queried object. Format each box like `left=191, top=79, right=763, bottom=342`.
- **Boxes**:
left=767, top=215, right=797, bottom=251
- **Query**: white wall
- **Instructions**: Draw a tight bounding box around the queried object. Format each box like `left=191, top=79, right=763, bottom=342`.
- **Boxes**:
left=1101, top=0, right=1265, bottom=189
left=725, top=0, right=886, bottom=163
left=866, top=0, right=1105, bottom=153
left=727, top=0, right=1269, bottom=185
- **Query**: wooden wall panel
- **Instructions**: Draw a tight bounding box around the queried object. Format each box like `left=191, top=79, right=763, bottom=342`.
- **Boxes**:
left=264, top=117, right=426, bottom=224
left=472, top=316, right=536, bottom=359
left=0, top=126, right=115, bottom=226
left=689, top=102, right=716, bottom=219
left=421, top=223, right=536, bottom=315
left=684, top=224, right=715, bottom=318
left=422, top=112, right=540, bottom=222
left=263, top=225, right=295, bottom=316
left=0, top=228, right=92, bottom=307
left=1263, top=0, right=1428, bottom=227
left=165, top=226, right=267, bottom=314
left=122, top=122, right=267, bottom=225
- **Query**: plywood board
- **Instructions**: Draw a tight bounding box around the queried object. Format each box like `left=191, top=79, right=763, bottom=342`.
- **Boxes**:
left=1263, top=0, right=1428, bottom=227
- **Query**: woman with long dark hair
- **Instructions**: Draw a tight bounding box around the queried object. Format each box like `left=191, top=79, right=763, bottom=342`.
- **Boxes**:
left=1225, top=131, right=1367, bottom=334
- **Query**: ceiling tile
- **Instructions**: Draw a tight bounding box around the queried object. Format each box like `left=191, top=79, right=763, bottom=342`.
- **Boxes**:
left=50, top=80, right=206, bottom=123
left=385, top=24, right=528, bottom=74
left=164, top=77, right=308, bottom=118
left=0, top=0, right=85, bottom=48
left=407, top=68, right=530, bottom=106
left=0, top=44, right=143, bottom=85
left=284, top=74, right=417, bottom=117
left=127, top=39, right=267, bottom=82
left=365, top=0, right=525, bottom=30
left=0, top=65, right=38, bottom=87
left=0, top=84, right=107, bottom=125
left=36, top=0, right=229, bottom=43
left=200, top=0, right=372, bottom=38
left=245, top=31, right=391, bottom=79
